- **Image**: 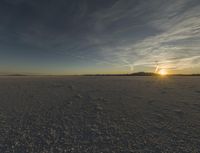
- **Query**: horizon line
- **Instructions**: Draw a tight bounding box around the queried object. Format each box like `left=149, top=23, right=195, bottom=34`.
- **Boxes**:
left=0, top=72, right=200, bottom=76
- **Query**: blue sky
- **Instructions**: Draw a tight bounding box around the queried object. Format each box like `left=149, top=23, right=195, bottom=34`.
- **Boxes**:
left=0, top=0, right=200, bottom=74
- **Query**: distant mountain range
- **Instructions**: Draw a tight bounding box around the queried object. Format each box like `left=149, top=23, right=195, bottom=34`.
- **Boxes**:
left=131, top=72, right=200, bottom=76
left=84, top=72, right=200, bottom=76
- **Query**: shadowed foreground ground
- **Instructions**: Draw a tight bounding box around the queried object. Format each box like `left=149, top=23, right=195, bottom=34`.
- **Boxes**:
left=0, top=76, right=199, bottom=153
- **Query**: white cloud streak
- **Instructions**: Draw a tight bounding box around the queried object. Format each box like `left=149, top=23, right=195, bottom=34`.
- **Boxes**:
left=90, top=0, right=200, bottom=72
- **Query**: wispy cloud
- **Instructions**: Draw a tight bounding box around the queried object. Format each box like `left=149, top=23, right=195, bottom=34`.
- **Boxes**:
left=87, top=0, right=200, bottom=72
left=0, top=0, right=199, bottom=74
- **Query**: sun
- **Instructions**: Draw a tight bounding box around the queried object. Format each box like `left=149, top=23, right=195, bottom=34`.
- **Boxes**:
left=158, top=69, right=168, bottom=76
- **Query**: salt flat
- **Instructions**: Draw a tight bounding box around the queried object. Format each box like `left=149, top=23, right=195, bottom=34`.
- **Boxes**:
left=0, top=76, right=199, bottom=153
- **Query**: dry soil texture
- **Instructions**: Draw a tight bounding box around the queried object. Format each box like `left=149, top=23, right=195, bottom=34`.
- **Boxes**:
left=0, top=76, right=200, bottom=153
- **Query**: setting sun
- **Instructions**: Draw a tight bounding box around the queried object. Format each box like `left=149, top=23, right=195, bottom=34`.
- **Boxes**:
left=158, top=69, right=168, bottom=76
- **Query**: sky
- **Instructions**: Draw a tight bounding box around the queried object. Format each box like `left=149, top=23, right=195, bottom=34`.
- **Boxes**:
left=0, top=0, right=200, bottom=75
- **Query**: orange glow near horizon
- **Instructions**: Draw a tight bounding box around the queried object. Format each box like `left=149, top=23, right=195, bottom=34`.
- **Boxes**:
left=158, top=69, right=168, bottom=76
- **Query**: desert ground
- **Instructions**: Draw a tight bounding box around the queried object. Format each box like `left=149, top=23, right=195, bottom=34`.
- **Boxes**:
left=0, top=76, right=199, bottom=153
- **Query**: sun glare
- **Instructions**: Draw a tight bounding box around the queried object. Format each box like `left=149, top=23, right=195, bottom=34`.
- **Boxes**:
left=158, top=69, right=168, bottom=76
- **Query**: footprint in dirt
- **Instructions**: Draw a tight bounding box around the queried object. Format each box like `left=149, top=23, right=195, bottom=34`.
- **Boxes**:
left=195, top=90, right=200, bottom=94
left=174, top=109, right=184, bottom=118
left=147, top=100, right=154, bottom=105
left=69, top=85, right=75, bottom=90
